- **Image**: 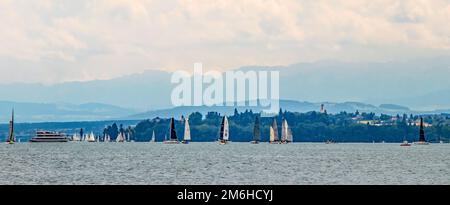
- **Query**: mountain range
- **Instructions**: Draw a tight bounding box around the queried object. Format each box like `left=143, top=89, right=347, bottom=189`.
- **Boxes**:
left=1, top=99, right=449, bottom=123
left=128, top=100, right=450, bottom=120
left=0, top=101, right=134, bottom=122
left=1, top=57, right=450, bottom=122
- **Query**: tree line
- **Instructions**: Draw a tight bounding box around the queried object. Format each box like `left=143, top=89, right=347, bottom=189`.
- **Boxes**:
left=103, top=109, right=450, bottom=143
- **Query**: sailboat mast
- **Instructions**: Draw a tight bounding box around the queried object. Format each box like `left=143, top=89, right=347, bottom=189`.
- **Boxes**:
left=8, top=109, right=15, bottom=143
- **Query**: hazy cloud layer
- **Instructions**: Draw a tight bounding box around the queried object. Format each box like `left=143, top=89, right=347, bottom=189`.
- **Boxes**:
left=0, top=0, right=449, bottom=84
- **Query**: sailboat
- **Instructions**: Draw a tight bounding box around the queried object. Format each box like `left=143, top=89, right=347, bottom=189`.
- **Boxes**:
left=126, top=133, right=131, bottom=142
left=281, top=119, right=293, bottom=144
left=182, top=118, right=191, bottom=144
left=269, top=118, right=280, bottom=144
left=218, top=116, right=230, bottom=145
left=400, top=136, right=411, bottom=146
left=251, top=116, right=260, bottom=144
left=116, top=132, right=125, bottom=142
left=164, top=118, right=179, bottom=144
left=150, top=130, right=156, bottom=142
left=72, top=134, right=81, bottom=142
left=104, top=134, right=110, bottom=142
left=415, top=117, right=429, bottom=145
left=87, top=132, right=96, bottom=142
left=7, top=109, right=15, bottom=144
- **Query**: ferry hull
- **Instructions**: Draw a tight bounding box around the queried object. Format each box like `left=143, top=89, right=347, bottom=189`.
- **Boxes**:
left=30, top=138, right=69, bottom=142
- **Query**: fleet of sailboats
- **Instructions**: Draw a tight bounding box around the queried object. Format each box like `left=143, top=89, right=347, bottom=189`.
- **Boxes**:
left=3, top=109, right=439, bottom=145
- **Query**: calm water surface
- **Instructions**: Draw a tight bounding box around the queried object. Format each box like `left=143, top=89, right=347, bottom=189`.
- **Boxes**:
left=1, top=142, right=449, bottom=185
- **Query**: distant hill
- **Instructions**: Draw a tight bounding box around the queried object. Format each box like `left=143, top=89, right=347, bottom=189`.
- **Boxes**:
left=128, top=100, right=442, bottom=120
left=0, top=101, right=136, bottom=122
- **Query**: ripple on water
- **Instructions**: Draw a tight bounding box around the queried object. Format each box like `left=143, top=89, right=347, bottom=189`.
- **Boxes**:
left=0, top=143, right=449, bottom=185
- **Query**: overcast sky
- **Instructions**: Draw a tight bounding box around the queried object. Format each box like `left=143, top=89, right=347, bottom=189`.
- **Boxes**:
left=0, top=0, right=449, bottom=84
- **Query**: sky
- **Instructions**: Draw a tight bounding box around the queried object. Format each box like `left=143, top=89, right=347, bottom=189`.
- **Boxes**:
left=0, top=0, right=449, bottom=84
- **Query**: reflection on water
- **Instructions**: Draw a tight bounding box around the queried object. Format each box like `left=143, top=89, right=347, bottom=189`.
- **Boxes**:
left=1, top=143, right=449, bottom=185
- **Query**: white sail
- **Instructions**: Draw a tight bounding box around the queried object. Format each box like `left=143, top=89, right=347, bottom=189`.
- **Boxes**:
left=116, top=133, right=124, bottom=142
left=87, top=132, right=96, bottom=142
left=223, top=116, right=229, bottom=141
left=281, top=119, right=287, bottom=142
left=270, top=126, right=275, bottom=142
left=184, top=118, right=191, bottom=141
left=282, top=119, right=293, bottom=142
left=287, top=128, right=293, bottom=142
left=72, top=134, right=80, bottom=141
left=151, top=131, right=155, bottom=142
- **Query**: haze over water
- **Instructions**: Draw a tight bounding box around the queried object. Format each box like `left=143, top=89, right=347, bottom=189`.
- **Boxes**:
left=1, top=143, right=449, bottom=185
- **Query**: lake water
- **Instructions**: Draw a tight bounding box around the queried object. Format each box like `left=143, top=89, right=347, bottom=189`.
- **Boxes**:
left=1, top=142, right=449, bottom=185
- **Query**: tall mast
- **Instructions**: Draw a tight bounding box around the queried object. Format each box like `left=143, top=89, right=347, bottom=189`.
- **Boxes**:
left=8, top=109, right=15, bottom=143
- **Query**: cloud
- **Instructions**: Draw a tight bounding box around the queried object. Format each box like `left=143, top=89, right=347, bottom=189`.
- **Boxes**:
left=0, top=0, right=449, bottom=84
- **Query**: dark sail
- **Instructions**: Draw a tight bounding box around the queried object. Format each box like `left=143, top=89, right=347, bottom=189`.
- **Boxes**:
left=219, top=116, right=225, bottom=140
left=7, top=109, right=14, bottom=143
left=253, top=116, right=261, bottom=141
left=169, top=118, right=177, bottom=140
left=419, top=117, right=426, bottom=142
